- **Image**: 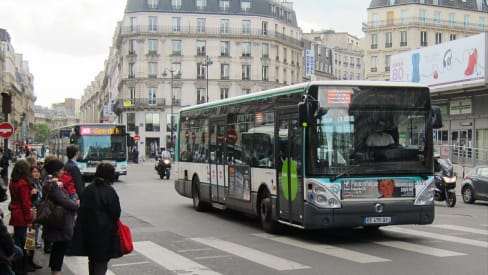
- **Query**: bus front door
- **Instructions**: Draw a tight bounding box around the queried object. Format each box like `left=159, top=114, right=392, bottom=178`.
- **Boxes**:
left=209, top=118, right=227, bottom=204
left=277, top=113, right=304, bottom=225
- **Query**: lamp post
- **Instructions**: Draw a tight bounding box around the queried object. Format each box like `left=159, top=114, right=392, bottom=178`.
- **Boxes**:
left=1, top=92, right=11, bottom=183
left=162, top=68, right=179, bottom=152
left=202, top=56, right=213, bottom=103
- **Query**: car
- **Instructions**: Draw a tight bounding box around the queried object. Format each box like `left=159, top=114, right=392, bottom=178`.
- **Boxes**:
left=461, top=165, right=488, bottom=203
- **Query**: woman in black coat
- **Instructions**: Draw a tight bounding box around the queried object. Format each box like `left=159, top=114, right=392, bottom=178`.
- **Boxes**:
left=70, top=162, right=121, bottom=275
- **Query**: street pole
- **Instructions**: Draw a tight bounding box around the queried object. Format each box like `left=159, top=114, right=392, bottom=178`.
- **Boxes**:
left=204, top=56, right=213, bottom=103
left=1, top=92, right=11, bottom=183
left=163, top=68, right=177, bottom=152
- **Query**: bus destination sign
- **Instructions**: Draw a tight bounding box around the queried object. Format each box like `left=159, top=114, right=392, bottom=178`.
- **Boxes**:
left=80, top=126, right=122, bottom=136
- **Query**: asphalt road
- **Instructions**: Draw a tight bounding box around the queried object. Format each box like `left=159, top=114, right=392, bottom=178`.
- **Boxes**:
left=3, top=160, right=487, bottom=275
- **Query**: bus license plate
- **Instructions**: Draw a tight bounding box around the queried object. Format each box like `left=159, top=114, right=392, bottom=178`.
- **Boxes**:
left=364, top=216, right=392, bottom=224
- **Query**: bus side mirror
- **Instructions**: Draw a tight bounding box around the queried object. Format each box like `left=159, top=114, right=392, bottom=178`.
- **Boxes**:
left=298, top=101, right=318, bottom=127
left=432, top=106, right=443, bottom=129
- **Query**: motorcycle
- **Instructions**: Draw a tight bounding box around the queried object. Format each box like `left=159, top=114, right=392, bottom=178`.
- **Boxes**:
left=155, top=156, right=171, bottom=180
left=434, top=157, right=457, bottom=207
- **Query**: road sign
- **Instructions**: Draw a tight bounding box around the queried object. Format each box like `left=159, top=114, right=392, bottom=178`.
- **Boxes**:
left=134, top=135, right=140, bottom=142
left=0, top=122, right=14, bottom=139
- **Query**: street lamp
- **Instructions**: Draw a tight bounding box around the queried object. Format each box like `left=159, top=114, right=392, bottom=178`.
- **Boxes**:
left=162, top=68, right=180, bottom=152
left=202, top=56, right=213, bottom=103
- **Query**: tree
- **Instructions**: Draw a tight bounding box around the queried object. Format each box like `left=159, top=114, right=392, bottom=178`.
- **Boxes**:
left=34, top=123, right=50, bottom=144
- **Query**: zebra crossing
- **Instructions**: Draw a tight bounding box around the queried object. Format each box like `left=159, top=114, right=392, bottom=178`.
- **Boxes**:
left=62, top=223, right=487, bottom=274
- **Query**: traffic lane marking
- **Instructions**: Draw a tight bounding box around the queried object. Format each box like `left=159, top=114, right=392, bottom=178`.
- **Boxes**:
left=374, top=241, right=466, bottom=257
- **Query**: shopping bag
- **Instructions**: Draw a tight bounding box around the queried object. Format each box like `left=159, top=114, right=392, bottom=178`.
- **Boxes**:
left=24, top=228, right=36, bottom=251
left=117, top=219, right=133, bottom=255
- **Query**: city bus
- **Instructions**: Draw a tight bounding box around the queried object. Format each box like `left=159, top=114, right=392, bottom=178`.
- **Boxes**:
left=174, top=81, right=443, bottom=232
left=49, top=124, right=128, bottom=180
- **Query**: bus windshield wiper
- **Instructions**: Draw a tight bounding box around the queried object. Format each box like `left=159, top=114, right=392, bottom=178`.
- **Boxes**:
left=330, top=165, right=359, bottom=182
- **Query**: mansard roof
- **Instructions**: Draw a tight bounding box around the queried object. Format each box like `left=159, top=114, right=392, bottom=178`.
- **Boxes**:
left=369, top=0, right=488, bottom=12
left=125, top=0, right=298, bottom=27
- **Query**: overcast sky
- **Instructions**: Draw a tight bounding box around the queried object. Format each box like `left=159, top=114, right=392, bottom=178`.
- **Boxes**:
left=0, top=0, right=370, bottom=108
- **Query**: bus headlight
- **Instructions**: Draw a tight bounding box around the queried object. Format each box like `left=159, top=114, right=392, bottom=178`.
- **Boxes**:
left=307, top=180, right=341, bottom=209
left=414, top=178, right=434, bottom=205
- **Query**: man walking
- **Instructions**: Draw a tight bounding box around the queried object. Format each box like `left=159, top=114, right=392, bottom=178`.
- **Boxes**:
left=65, top=145, right=84, bottom=195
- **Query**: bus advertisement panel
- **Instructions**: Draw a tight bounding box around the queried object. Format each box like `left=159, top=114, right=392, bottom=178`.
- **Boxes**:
left=174, top=81, right=442, bottom=232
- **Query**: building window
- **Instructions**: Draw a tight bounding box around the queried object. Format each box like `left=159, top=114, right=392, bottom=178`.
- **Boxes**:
left=129, top=39, right=136, bottom=54
left=148, top=88, right=157, bottom=105
left=243, top=88, right=250, bottom=95
left=464, top=15, right=470, bottom=28
left=148, top=39, right=158, bottom=54
left=197, top=88, right=206, bottom=104
left=220, top=19, right=230, bottom=33
left=172, top=40, right=181, bottom=55
left=420, top=31, right=427, bottom=46
left=221, top=64, right=230, bottom=80
left=242, top=20, right=251, bottom=34
left=197, top=40, right=206, bottom=56
left=148, top=62, right=158, bottom=78
left=129, top=63, right=135, bottom=78
left=372, top=13, right=379, bottom=27
left=197, top=63, right=205, bottom=79
left=129, top=87, right=136, bottom=102
left=371, top=33, right=377, bottom=49
left=262, top=43, right=269, bottom=58
left=419, top=9, right=426, bottom=24
left=450, top=34, right=456, bottom=41
left=127, top=113, right=135, bottom=132
left=480, top=17, right=485, bottom=31
left=448, top=13, right=455, bottom=27
left=400, top=31, right=407, bottom=46
left=262, top=21, right=268, bottom=35
left=242, top=65, right=251, bottom=80
left=197, top=18, right=206, bottom=33
left=220, top=41, right=230, bottom=57
left=171, top=0, right=181, bottom=9
left=435, top=32, right=442, bottom=44
left=262, top=65, right=269, bottom=81
left=148, top=0, right=158, bottom=9
left=172, top=17, right=181, bottom=32
left=434, top=11, right=441, bottom=25
left=241, top=42, right=251, bottom=57
left=220, top=88, right=229, bottom=99
left=241, top=0, right=251, bottom=12
left=385, top=32, right=392, bottom=48
left=130, top=17, right=137, bottom=32
left=173, top=87, right=181, bottom=105
left=385, top=55, right=391, bottom=71
left=171, top=63, right=182, bottom=79
left=145, top=112, right=160, bottom=132
left=370, top=56, right=377, bottom=72
left=401, top=10, right=409, bottom=24
left=149, top=16, right=158, bottom=32
left=219, top=0, right=230, bottom=11
left=196, top=0, right=207, bottom=10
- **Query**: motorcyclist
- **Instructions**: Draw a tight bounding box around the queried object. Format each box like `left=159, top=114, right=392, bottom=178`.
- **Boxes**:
left=161, top=147, right=171, bottom=159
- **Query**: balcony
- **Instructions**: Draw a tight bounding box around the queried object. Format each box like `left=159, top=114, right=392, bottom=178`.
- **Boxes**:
left=114, top=98, right=166, bottom=115
left=365, top=16, right=488, bottom=33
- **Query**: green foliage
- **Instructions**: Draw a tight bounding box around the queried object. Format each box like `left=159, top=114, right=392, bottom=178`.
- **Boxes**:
left=34, top=123, right=50, bottom=143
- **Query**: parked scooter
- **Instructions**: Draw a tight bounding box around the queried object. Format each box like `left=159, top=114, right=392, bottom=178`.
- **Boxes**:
left=155, top=156, right=171, bottom=179
left=434, top=157, right=457, bottom=207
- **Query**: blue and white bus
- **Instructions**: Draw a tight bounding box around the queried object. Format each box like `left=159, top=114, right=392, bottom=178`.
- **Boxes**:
left=174, top=81, right=443, bottom=232
left=50, top=124, right=128, bottom=181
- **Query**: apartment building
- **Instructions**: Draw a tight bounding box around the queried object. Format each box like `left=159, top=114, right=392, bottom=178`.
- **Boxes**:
left=364, top=0, right=488, bottom=80
left=100, top=0, right=303, bottom=160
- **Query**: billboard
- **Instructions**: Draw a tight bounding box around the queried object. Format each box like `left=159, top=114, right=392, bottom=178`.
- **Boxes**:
left=390, top=33, right=486, bottom=90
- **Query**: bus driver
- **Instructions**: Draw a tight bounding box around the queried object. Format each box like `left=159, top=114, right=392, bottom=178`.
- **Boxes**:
left=366, top=120, right=394, bottom=147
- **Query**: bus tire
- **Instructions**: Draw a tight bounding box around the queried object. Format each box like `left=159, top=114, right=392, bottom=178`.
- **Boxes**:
left=259, top=193, right=280, bottom=233
left=192, top=178, right=209, bottom=211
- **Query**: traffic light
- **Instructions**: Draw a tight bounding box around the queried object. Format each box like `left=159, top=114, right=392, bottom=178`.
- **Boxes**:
left=69, top=134, right=76, bottom=144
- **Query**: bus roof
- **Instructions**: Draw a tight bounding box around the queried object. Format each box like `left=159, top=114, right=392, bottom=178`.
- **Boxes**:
left=179, top=80, right=429, bottom=114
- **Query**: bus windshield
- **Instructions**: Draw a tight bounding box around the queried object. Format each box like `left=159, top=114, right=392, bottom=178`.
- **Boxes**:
left=76, top=135, right=127, bottom=162
left=307, top=85, right=431, bottom=177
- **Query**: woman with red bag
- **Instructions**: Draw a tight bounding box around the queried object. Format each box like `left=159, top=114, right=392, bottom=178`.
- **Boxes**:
left=70, top=163, right=122, bottom=275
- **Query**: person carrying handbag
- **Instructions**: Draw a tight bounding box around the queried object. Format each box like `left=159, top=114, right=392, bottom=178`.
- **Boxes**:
left=42, top=159, right=79, bottom=275
left=70, top=163, right=121, bottom=275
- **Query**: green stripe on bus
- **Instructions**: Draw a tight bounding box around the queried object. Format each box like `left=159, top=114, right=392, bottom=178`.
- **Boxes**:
left=281, top=158, right=298, bottom=201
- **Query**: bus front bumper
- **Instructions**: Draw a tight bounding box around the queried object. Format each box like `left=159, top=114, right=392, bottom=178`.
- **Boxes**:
left=302, top=201, right=435, bottom=230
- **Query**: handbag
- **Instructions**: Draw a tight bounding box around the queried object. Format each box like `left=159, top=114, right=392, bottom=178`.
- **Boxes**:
left=117, top=219, right=133, bottom=255
left=35, top=186, right=66, bottom=229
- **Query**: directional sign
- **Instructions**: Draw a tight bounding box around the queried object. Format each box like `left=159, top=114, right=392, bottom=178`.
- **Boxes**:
left=0, top=122, right=14, bottom=139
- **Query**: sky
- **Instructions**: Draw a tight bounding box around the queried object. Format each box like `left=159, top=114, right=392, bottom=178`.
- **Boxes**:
left=0, top=0, right=370, bottom=108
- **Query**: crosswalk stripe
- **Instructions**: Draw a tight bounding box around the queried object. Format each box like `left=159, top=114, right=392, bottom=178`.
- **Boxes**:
left=374, top=241, right=466, bottom=257
left=429, top=224, right=488, bottom=235
left=191, top=237, right=310, bottom=271
left=382, top=227, right=488, bottom=248
left=134, top=241, right=222, bottom=275
left=253, top=233, right=390, bottom=263
left=64, top=256, right=116, bottom=275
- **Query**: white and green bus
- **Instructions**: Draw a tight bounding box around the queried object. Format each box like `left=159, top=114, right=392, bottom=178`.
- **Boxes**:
left=174, top=81, right=443, bottom=232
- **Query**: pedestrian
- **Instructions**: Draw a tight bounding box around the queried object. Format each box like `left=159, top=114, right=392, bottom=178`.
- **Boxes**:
left=70, top=162, right=121, bottom=275
left=30, top=165, right=43, bottom=249
left=64, top=145, right=84, bottom=195
left=40, top=154, right=58, bottom=254
left=0, top=208, right=17, bottom=275
left=0, top=148, right=9, bottom=188
left=7, top=159, right=39, bottom=273
left=25, top=156, right=38, bottom=168
left=42, top=159, right=79, bottom=275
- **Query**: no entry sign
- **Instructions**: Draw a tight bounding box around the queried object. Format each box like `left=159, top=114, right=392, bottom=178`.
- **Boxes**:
left=0, top=122, right=14, bottom=139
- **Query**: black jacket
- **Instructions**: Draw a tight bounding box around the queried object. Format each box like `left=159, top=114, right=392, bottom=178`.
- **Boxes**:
left=70, top=177, right=122, bottom=260
left=0, top=213, right=14, bottom=266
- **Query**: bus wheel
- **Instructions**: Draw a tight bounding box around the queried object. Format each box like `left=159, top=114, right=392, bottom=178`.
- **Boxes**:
left=192, top=179, right=209, bottom=212
left=259, top=193, right=280, bottom=233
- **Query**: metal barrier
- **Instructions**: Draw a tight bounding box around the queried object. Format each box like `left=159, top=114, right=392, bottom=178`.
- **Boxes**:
left=435, top=145, right=488, bottom=167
